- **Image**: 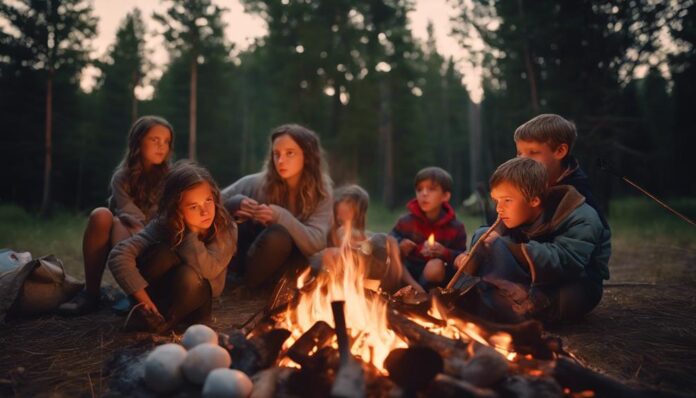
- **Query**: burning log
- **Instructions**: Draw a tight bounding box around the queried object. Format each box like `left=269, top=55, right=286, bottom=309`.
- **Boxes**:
left=444, top=345, right=509, bottom=388
left=249, top=367, right=280, bottom=398
left=386, top=307, right=468, bottom=360
left=330, top=301, right=366, bottom=398
left=222, top=328, right=291, bottom=376
left=427, top=374, right=499, bottom=398
left=384, top=346, right=443, bottom=395
left=499, top=375, right=563, bottom=398
left=287, top=320, right=335, bottom=370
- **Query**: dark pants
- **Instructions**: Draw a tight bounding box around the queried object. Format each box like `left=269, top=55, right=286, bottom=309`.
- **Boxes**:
left=136, top=244, right=212, bottom=328
left=459, top=227, right=602, bottom=324
left=229, top=222, right=308, bottom=289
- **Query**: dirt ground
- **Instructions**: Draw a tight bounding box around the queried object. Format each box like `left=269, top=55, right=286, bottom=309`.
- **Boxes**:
left=0, top=237, right=694, bottom=397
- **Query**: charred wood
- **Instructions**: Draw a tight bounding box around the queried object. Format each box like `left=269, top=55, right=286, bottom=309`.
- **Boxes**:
left=223, top=328, right=290, bottom=376
left=331, top=301, right=366, bottom=398
left=287, top=321, right=335, bottom=370
left=384, top=346, right=442, bottom=395
left=444, top=346, right=509, bottom=388
left=427, top=374, right=498, bottom=398
left=552, top=356, right=690, bottom=398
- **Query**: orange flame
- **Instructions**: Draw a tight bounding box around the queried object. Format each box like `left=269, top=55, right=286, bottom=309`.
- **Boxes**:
left=276, top=222, right=517, bottom=371
left=427, top=233, right=435, bottom=247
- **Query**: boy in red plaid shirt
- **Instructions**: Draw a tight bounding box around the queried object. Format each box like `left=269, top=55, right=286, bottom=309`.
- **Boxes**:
left=390, top=167, right=468, bottom=289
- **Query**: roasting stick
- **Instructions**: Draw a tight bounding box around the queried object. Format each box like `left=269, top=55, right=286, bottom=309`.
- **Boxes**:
left=446, top=218, right=502, bottom=289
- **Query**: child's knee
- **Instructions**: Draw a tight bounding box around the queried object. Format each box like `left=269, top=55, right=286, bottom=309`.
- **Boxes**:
left=422, top=259, right=445, bottom=282
left=89, top=207, right=113, bottom=230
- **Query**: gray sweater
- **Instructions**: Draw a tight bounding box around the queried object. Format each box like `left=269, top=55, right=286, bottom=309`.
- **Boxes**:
left=107, top=168, right=158, bottom=227
left=221, top=172, right=332, bottom=257
left=107, top=218, right=237, bottom=297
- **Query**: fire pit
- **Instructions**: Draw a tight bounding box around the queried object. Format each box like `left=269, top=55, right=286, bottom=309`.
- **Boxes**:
left=108, top=234, right=687, bottom=398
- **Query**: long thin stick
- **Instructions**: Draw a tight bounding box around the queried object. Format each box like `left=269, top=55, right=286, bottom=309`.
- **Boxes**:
left=446, top=218, right=501, bottom=289
left=598, top=158, right=695, bottom=226
left=621, top=176, right=695, bottom=226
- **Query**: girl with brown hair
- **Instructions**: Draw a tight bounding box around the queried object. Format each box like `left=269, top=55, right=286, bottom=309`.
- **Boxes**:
left=222, top=124, right=333, bottom=288
left=59, top=116, right=174, bottom=315
left=108, top=160, right=236, bottom=333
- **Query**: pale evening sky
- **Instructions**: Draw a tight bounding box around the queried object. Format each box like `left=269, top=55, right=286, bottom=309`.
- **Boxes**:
left=86, top=0, right=485, bottom=102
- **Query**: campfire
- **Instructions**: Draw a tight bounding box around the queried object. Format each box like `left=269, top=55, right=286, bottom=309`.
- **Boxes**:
left=222, top=229, right=589, bottom=397
left=117, top=229, right=670, bottom=397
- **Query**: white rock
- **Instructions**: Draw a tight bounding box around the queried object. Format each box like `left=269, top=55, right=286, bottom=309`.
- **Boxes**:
left=143, top=343, right=187, bottom=393
left=203, top=368, right=253, bottom=398
left=182, top=324, right=218, bottom=349
left=182, top=343, right=231, bottom=384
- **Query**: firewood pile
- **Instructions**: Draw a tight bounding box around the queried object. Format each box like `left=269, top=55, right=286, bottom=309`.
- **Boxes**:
left=107, top=284, right=685, bottom=398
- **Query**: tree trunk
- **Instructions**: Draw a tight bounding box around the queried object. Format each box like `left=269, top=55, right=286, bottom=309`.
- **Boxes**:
left=517, top=0, right=539, bottom=112
left=468, top=100, right=482, bottom=194
left=189, top=56, right=198, bottom=161
left=40, top=71, right=53, bottom=217
left=131, top=70, right=138, bottom=124
left=379, top=79, right=394, bottom=208
left=240, top=80, right=250, bottom=173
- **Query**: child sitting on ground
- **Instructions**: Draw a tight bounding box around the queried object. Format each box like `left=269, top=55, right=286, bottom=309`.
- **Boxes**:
left=390, top=167, right=468, bottom=290
left=514, top=113, right=608, bottom=227
left=322, top=184, right=423, bottom=294
left=454, top=157, right=611, bottom=323
left=108, top=160, right=237, bottom=333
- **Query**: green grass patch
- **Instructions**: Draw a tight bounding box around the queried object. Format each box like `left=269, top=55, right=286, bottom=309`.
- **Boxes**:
left=0, top=204, right=86, bottom=271
left=608, top=196, right=696, bottom=246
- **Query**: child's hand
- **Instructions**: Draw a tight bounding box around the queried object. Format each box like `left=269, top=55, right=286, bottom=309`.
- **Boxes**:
left=235, top=198, right=259, bottom=221
left=453, top=252, right=468, bottom=270
left=399, top=239, right=417, bottom=256
left=422, top=241, right=446, bottom=258
left=254, top=204, right=277, bottom=225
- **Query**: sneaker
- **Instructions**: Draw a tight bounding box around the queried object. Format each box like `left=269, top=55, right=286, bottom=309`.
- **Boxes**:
left=57, top=290, right=99, bottom=316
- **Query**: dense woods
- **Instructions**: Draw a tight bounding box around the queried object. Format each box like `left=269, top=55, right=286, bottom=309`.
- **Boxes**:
left=1, top=0, right=693, bottom=215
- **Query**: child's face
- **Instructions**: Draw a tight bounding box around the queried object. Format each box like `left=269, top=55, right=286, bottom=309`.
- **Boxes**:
left=515, top=140, right=567, bottom=181
left=272, top=134, right=304, bottom=186
left=490, top=181, right=541, bottom=229
left=179, top=182, right=216, bottom=234
left=335, top=201, right=356, bottom=227
left=141, top=125, right=171, bottom=168
left=415, top=179, right=451, bottom=216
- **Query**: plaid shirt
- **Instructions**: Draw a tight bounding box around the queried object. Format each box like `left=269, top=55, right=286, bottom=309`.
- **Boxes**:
left=390, top=199, right=468, bottom=264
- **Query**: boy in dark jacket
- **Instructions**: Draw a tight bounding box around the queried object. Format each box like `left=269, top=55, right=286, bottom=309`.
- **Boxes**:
left=454, top=158, right=611, bottom=323
left=514, top=113, right=608, bottom=228
left=391, top=167, right=468, bottom=289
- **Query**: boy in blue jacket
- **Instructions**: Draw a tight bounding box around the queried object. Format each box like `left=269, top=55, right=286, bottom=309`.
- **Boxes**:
left=454, top=158, right=611, bottom=323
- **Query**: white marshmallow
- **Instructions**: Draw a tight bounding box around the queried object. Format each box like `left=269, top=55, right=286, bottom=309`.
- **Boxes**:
left=182, top=343, right=232, bottom=384
left=182, top=324, right=218, bottom=349
left=203, top=368, right=253, bottom=398
left=143, top=343, right=187, bottom=393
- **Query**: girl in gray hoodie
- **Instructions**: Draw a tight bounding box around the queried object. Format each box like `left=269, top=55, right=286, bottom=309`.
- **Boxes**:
left=222, top=124, right=332, bottom=289
left=108, top=160, right=237, bottom=333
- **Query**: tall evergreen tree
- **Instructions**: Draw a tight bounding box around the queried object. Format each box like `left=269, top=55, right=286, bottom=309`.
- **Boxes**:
left=0, top=0, right=97, bottom=215
left=153, top=0, right=230, bottom=161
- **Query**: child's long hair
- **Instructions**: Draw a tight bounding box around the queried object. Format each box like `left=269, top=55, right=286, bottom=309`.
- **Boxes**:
left=116, top=116, right=174, bottom=214
left=158, top=160, right=232, bottom=247
left=333, top=184, right=369, bottom=231
left=262, top=124, right=330, bottom=221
